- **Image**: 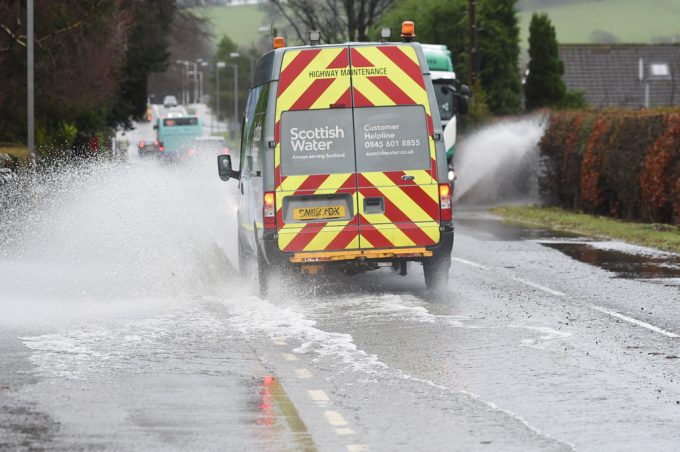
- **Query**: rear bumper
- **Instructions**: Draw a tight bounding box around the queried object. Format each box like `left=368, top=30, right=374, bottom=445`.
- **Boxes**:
left=262, top=224, right=453, bottom=266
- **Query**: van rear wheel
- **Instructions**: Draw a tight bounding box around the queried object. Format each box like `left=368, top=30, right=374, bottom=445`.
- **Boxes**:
left=257, top=246, right=269, bottom=296
left=238, top=229, right=249, bottom=277
left=423, top=255, right=451, bottom=291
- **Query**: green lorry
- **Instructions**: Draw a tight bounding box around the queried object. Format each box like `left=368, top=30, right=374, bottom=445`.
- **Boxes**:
left=421, top=44, right=469, bottom=163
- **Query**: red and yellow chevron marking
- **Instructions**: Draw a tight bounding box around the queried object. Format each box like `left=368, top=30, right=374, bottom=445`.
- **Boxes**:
left=276, top=173, right=360, bottom=253
left=356, top=173, right=440, bottom=249
left=273, top=45, right=441, bottom=255
left=274, top=47, right=359, bottom=254
left=350, top=45, right=437, bottom=179
left=277, top=47, right=351, bottom=116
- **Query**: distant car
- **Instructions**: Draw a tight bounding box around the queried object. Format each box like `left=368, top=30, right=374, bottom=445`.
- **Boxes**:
left=166, top=107, right=186, bottom=118
left=138, top=139, right=163, bottom=157
left=163, top=95, right=178, bottom=108
left=188, top=136, right=230, bottom=157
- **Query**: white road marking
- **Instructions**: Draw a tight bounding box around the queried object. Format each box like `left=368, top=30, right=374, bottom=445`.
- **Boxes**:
left=452, top=257, right=490, bottom=270
left=272, top=339, right=288, bottom=346
left=308, top=389, right=329, bottom=406
left=513, top=277, right=566, bottom=297
left=282, top=353, right=298, bottom=361
left=294, top=368, right=312, bottom=379
left=335, top=427, right=355, bottom=435
left=346, top=445, right=368, bottom=452
left=324, top=410, right=348, bottom=427
left=591, top=305, right=680, bottom=338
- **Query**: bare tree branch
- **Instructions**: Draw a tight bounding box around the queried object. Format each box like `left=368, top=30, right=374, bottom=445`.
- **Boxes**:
left=270, top=0, right=306, bottom=43
left=271, top=0, right=393, bottom=44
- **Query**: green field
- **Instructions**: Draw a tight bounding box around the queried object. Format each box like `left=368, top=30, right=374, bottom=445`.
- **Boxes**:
left=195, top=1, right=680, bottom=50
left=191, top=5, right=269, bottom=48
left=518, top=0, right=680, bottom=46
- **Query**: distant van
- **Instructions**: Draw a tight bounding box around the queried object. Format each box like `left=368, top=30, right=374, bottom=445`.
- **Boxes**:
left=218, top=24, right=454, bottom=295
left=155, top=116, right=202, bottom=160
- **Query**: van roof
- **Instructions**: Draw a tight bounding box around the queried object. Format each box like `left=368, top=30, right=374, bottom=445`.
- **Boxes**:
left=251, top=41, right=428, bottom=88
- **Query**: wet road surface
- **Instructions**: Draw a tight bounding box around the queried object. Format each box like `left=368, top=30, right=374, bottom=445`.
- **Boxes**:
left=2, top=118, right=680, bottom=451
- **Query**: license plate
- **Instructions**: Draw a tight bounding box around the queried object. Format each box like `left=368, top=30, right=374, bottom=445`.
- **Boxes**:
left=293, top=205, right=346, bottom=221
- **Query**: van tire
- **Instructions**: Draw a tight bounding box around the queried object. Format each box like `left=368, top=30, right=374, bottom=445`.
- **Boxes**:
left=257, top=245, right=269, bottom=296
left=423, top=255, right=451, bottom=291
left=238, top=228, right=249, bottom=277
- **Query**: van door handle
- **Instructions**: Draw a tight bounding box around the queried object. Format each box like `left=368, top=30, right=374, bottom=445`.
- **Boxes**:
left=401, top=175, right=415, bottom=181
left=239, top=182, right=244, bottom=194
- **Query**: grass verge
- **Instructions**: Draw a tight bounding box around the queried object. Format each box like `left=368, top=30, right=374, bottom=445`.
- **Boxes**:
left=491, top=205, right=680, bottom=254
left=0, top=144, right=31, bottom=166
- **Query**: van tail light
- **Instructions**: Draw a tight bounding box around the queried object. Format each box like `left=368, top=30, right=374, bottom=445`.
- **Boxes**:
left=439, top=183, right=452, bottom=222
left=263, top=192, right=277, bottom=229
left=139, top=140, right=145, bottom=148
left=158, top=142, right=164, bottom=152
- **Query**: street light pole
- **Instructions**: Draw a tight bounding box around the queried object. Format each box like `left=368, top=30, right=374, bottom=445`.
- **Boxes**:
left=228, top=52, right=240, bottom=138
left=27, top=0, right=35, bottom=162
left=233, top=63, right=238, bottom=134
left=216, top=61, right=226, bottom=134
left=192, top=61, right=198, bottom=104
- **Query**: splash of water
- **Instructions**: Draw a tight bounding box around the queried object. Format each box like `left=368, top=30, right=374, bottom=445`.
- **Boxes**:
left=454, top=114, right=547, bottom=206
left=0, top=153, right=239, bottom=327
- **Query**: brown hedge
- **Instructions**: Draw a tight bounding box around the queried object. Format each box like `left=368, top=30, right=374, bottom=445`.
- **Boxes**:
left=540, top=109, right=680, bottom=225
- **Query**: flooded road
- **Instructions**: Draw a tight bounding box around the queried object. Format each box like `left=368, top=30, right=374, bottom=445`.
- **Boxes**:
left=2, top=117, right=680, bottom=451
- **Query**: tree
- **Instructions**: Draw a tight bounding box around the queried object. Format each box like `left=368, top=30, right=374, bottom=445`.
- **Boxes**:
left=382, top=0, right=521, bottom=115
left=269, top=0, right=394, bottom=44
left=524, top=13, right=566, bottom=110
left=209, top=35, right=253, bottom=128
left=0, top=0, right=182, bottom=155
left=0, top=0, right=133, bottom=149
left=108, top=0, right=177, bottom=128
left=477, top=0, right=522, bottom=115
left=380, top=0, right=468, bottom=78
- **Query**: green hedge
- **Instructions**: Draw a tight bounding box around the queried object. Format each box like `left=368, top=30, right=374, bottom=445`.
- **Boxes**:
left=540, top=109, right=680, bottom=224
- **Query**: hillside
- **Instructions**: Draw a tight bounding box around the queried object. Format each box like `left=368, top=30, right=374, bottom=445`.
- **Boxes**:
left=517, top=0, right=680, bottom=45
left=191, top=4, right=268, bottom=48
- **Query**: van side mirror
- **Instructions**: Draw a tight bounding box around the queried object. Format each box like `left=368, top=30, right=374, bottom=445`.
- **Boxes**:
left=153, top=124, right=158, bottom=130
left=459, top=95, right=469, bottom=116
left=217, top=154, right=239, bottom=181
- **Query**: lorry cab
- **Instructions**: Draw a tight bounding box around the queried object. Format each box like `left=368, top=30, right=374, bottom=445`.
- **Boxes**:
left=421, top=43, right=469, bottom=162
left=218, top=22, right=454, bottom=295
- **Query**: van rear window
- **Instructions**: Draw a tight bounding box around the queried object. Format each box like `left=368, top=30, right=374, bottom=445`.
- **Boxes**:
left=354, top=105, right=430, bottom=172
left=280, top=109, right=355, bottom=176
left=163, top=117, right=198, bottom=127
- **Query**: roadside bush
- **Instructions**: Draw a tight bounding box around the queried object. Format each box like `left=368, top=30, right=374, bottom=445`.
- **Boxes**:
left=540, top=109, right=680, bottom=225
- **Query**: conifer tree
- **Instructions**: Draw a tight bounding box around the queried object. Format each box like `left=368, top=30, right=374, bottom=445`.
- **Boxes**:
left=478, top=0, right=522, bottom=115
left=525, top=13, right=566, bottom=110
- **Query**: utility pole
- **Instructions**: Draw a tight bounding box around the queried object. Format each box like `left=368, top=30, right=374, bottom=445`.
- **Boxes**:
left=468, top=0, right=478, bottom=87
left=27, top=0, right=35, bottom=163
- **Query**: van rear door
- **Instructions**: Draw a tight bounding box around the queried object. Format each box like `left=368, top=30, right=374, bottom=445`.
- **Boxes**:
left=350, top=45, right=441, bottom=249
left=275, top=47, right=360, bottom=253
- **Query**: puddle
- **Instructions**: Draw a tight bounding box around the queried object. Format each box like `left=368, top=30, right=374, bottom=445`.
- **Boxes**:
left=456, top=217, right=580, bottom=242
left=456, top=215, right=680, bottom=286
left=541, top=242, right=680, bottom=285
